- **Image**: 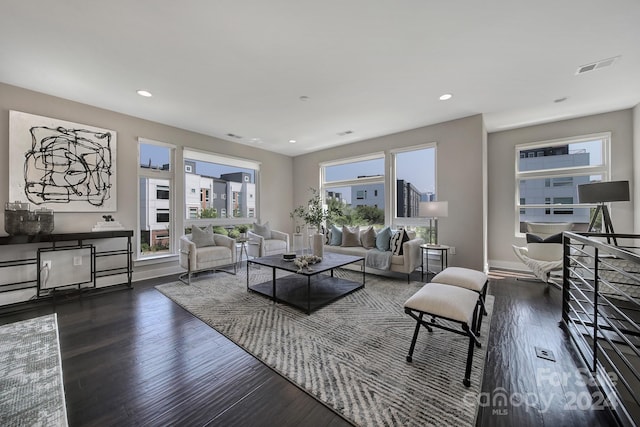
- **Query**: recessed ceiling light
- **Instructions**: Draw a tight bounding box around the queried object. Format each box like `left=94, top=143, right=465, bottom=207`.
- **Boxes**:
left=137, top=90, right=152, bottom=97
left=554, top=97, right=568, bottom=103
left=289, top=139, right=297, bottom=144
left=439, top=93, right=453, bottom=101
left=299, top=96, right=310, bottom=101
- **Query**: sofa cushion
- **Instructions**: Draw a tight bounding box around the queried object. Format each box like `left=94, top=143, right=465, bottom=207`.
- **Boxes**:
left=342, top=225, right=361, bottom=247
left=360, top=226, right=377, bottom=249
left=253, top=222, right=272, bottom=239
left=375, top=226, right=393, bottom=251
left=191, top=224, right=216, bottom=248
left=390, top=229, right=410, bottom=255
left=264, top=238, right=287, bottom=253
left=195, top=245, right=230, bottom=264
left=329, top=224, right=342, bottom=246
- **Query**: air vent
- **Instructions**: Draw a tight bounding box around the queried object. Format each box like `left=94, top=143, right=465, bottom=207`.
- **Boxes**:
left=337, top=130, right=354, bottom=136
left=226, top=133, right=243, bottom=139
left=576, top=56, right=620, bottom=75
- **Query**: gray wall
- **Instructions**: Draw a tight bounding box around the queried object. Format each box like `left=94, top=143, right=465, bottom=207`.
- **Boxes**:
left=293, top=114, right=487, bottom=271
left=488, top=109, right=635, bottom=270
left=0, top=82, right=293, bottom=303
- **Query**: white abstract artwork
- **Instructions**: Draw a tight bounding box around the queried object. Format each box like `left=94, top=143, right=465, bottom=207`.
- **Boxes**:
left=9, top=111, right=117, bottom=212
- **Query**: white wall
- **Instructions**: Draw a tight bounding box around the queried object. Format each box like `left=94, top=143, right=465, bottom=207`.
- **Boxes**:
left=0, top=82, right=293, bottom=303
left=488, top=109, right=635, bottom=270
left=293, top=114, right=487, bottom=270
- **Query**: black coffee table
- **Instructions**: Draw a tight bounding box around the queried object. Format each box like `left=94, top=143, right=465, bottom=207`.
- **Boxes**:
left=247, top=252, right=365, bottom=314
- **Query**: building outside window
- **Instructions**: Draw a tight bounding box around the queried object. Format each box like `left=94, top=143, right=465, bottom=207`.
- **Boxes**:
left=321, top=154, right=385, bottom=229
left=516, top=133, right=609, bottom=234
left=138, top=140, right=175, bottom=258
left=183, top=149, right=259, bottom=230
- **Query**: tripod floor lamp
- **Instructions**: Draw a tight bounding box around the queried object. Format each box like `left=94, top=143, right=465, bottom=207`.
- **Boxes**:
left=418, top=201, right=448, bottom=245
left=577, top=180, right=630, bottom=245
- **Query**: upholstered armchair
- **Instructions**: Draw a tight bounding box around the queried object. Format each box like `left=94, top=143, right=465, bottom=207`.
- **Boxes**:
left=247, top=222, right=289, bottom=258
left=179, top=226, right=237, bottom=284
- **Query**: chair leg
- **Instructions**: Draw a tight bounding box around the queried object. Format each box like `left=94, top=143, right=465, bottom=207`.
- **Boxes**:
left=406, top=312, right=424, bottom=362
left=463, top=325, right=475, bottom=387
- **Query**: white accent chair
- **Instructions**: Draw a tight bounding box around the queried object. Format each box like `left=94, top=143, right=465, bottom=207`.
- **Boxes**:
left=512, top=222, right=572, bottom=285
left=179, top=232, right=237, bottom=284
left=247, top=228, right=290, bottom=258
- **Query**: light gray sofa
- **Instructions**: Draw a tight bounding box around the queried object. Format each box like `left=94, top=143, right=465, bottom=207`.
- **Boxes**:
left=323, top=230, right=424, bottom=282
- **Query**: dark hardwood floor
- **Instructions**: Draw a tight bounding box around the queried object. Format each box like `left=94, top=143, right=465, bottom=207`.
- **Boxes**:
left=0, top=266, right=620, bottom=426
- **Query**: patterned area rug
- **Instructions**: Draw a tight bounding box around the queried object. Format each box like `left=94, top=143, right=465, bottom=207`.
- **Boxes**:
left=0, top=314, right=68, bottom=427
left=156, top=268, right=493, bottom=427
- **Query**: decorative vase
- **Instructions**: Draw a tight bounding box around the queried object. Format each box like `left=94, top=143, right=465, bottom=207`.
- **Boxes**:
left=312, top=233, right=324, bottom=258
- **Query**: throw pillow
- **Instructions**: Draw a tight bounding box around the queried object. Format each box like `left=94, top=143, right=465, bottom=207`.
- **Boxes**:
left=526, top=233, right=562, bottom=244
left=390, top=229, right=410, bottom=255
left=253, top=222, right=272, bottom=239
left=191, top=224, right=216, bottom=248
left=375, top=226, right=393, bottom=252
left=329, top=224, right=342, bottom=246
left=341, top=225, right=361, bottom=247
left=360, top=226, right=377, bottom=249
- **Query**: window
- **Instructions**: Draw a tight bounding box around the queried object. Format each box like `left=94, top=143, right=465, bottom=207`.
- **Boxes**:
left=392, top=145, right=436, bottom=220
left=188, top=207, right=198, bottom=219
left=183, top=149, right=259, bottom=229
left=138, top=139, right=175, bottom=258
left=156, top=209, right=170, bottom=223
left=156, top=185, right=169, bottom=200
left=185, top=164, right=192, bottom=173
left=321, top=154, right=385, bottom=228
left=515, top=133, right=610, bottom=234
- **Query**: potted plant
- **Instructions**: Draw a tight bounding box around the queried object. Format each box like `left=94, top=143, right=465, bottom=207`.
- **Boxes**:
left=237, top=224, right=249, bottom=239
left=292, top=188, right=342, bottom=256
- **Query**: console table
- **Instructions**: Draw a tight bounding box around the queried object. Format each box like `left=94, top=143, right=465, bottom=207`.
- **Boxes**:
left=0, top=230, right=133, bottom=298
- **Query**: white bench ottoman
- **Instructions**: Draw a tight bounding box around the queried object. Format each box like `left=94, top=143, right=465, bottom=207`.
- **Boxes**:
left=431, top=267, right=488, bottom=334
left=404, top=282, right=481, bottom=387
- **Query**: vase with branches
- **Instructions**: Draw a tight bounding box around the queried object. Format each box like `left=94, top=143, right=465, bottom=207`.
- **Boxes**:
left=291, top=188, right=342, bottom=256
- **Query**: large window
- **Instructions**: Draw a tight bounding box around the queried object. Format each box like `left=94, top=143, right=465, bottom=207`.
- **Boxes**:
left=183, top=149, right=259, bottom=229
left=392, top=145, right=437, bottom=222
left=319, top=147, right=437, bottom=235
left=138, top=139, right=175, bottom=258
left=515, top=133, right=610, bottom=234
left=321, top=154, right=385, bottom=228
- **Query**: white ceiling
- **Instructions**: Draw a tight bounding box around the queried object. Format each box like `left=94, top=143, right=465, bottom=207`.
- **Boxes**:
left=1, top=1, right=639, bottom=157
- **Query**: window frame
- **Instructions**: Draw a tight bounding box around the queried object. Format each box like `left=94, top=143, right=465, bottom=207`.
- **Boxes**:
left=183, top=148, right=260, bottom=229
left=320, top=152, right=386, bottom=227
left=514, top=132, right=611, bottom=237
left=137, top=138, right=177, bottom=261
left=390, top=143, right=437, bottom=228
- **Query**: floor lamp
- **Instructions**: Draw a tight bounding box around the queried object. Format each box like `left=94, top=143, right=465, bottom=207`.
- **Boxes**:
left=577, top=181, right=630, bottom=245
left=418, top=201, right=448, bottom=245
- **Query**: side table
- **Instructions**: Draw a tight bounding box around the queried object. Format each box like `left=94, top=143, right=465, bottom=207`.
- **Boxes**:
left=420, top=244, right=450, bottom=281
left=236, top=238, right=249, bottom=265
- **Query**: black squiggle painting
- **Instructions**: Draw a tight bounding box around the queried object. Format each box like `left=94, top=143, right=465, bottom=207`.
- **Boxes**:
left=24, top=126, right=113, bottom=206
left=9, top=111, right=118, bottom=212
